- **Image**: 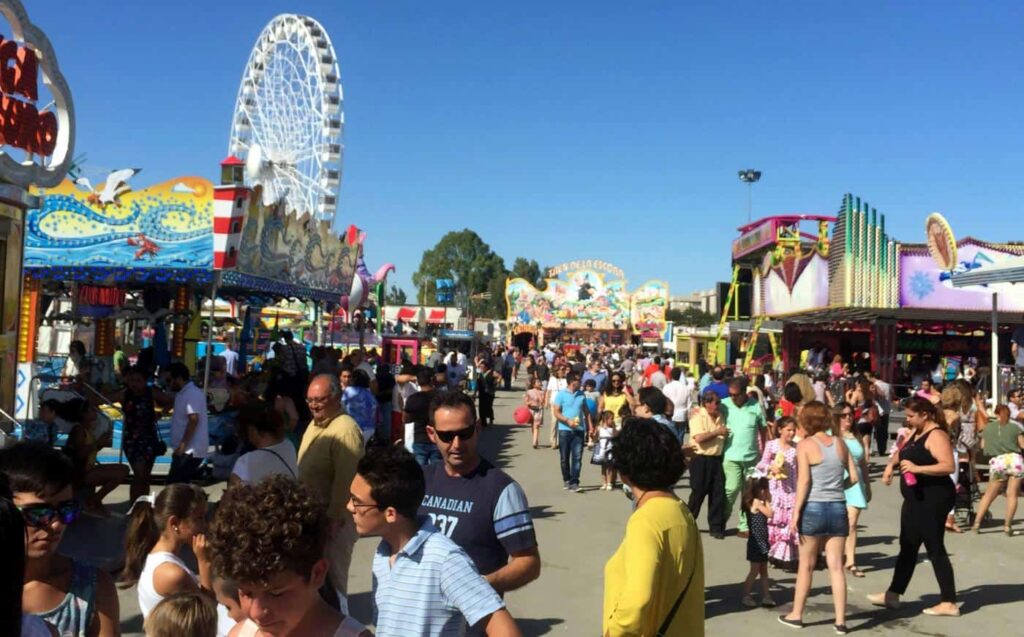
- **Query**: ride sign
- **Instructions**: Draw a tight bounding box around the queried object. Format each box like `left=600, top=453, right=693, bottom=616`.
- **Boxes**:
left=0, top=33, right=56, bottom=155
left=0, top=0, right=74, bottom=188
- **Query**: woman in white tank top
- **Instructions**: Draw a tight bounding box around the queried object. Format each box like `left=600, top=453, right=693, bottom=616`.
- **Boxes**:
left=120, top=484, right=213, bottom=618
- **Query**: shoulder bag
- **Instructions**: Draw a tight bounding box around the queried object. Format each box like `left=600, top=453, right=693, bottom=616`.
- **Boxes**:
left=656, top=556, right=698, bottom=637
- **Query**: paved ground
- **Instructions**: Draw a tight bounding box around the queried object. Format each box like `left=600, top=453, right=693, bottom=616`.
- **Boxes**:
left=61, top=377, right=1024, bottom=636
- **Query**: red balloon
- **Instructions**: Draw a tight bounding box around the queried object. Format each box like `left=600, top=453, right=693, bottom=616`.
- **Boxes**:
left=513, top=406, right=532, bottom=425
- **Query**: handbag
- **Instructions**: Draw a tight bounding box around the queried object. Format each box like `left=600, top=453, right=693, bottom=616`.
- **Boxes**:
left=590, top=437, right=611, bottom=465
left=656, top=558, right=698, bottom=637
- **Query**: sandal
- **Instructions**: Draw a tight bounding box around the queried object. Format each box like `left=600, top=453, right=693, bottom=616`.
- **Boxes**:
left=1004, top=526, right=1016, bottom=537
left=845, top=565, right=865, bottom=578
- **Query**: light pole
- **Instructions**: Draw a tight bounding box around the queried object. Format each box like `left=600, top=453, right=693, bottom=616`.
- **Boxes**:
left=738, top=169, right=762, bottom=223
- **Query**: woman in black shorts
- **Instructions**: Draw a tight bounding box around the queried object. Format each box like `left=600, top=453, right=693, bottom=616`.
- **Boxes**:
left=113, top=366, right=168, bottom=501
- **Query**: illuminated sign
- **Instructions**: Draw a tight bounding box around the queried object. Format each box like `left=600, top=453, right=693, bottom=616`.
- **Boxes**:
left=547, top=260, right=624, bottom=279
left=732, top=220, right=775, bottom=259
left=925, top=212, right=956, bottom=272
left=0, top=0, right=74, bottom=188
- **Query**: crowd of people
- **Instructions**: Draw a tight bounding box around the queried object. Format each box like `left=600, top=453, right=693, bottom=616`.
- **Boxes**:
left=3, top=335, right=1024, bottom=636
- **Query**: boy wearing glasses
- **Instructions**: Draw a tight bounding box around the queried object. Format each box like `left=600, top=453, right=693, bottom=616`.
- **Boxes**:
left=420, top=392, right=540, bottom=595
left=687, top=390, right=729, bottom=539
left=0, top=441, right=120, bottom=637
left=348, top=446, right=523, bottom=636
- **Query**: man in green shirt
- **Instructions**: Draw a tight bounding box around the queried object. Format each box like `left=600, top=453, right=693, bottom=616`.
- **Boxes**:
left=721, top=376, right=766, bottom=536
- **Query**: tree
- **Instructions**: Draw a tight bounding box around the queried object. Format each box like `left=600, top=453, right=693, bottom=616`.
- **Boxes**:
left=413, top=229, right=507, bottom=318
left=384, top=285, right=407, bottom=306
left=509, top=257, right=546, bottom=289
left=667, top=306, right=718, bottom=327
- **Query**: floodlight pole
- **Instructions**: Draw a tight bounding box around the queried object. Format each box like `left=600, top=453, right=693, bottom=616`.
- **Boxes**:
left=738, top=169, right=762, bottom=223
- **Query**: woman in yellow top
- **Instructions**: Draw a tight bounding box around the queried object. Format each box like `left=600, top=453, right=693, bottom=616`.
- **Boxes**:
left=599, top=372, right=636, bottom=427
left=604, top=418, right=705, bottom=637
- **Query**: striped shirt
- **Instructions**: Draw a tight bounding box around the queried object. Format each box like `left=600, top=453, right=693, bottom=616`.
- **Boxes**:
left=372, top=518, right=504, bottom=637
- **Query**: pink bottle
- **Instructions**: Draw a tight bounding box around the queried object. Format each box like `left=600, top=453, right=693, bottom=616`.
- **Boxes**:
left=903, top=472, right=917, bottom=487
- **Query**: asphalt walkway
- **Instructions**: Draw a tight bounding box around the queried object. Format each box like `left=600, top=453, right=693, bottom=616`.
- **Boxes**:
left=59, top=378, right=1024, bottom=635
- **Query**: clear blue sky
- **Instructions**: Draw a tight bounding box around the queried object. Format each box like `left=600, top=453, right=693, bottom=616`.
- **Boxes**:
left=30, top=1, right=1024, bottom=299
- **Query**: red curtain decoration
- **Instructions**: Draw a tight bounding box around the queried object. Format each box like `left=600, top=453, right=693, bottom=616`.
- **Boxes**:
left=78, top=285, right=126, bottom=307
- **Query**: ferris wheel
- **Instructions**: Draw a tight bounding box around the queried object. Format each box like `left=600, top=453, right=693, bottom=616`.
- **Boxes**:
left=228, top=14, right=343, bottom=221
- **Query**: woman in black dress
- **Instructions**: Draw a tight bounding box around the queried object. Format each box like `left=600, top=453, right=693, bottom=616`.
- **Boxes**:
left=113, top=366, right=168, bottom=501
left=869, top=396, right=959, bottom=617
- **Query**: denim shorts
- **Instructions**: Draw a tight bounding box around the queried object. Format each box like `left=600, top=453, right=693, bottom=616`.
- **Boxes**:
left=799, top=501, right=849, bottom=537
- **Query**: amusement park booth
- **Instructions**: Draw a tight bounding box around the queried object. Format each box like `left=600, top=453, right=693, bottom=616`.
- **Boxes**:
left=14, top=157, right=387, bottom=461
left=504, top=260, right=669, bottom=350
left=729, top=196, right=1024, bottom=392
left=0, top=0, right=75, bottom=433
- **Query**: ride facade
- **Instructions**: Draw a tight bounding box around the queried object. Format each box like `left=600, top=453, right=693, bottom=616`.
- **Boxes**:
left=725, top=194, right=1024, bottom=388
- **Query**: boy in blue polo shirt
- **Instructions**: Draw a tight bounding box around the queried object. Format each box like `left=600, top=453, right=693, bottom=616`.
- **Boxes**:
left=348, top=446, right=522, bottom=637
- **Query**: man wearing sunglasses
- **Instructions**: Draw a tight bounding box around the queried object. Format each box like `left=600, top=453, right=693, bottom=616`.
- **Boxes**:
left=421, top=392, right=541, bottom=597
left=1, top=441, right=120, bottom=636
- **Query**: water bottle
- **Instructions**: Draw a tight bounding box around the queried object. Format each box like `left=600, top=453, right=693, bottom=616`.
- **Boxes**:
left=903, top=471, right=917, bottom=487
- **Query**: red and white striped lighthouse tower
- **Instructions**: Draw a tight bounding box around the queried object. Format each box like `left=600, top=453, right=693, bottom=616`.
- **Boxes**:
left=213, top=156, right=249, bottom=269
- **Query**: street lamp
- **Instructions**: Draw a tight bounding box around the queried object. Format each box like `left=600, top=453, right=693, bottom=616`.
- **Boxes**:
left=738, top=169, right=762, bottom=223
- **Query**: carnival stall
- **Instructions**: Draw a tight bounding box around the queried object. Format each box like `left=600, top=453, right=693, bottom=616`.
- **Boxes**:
left=504, top=260, right=669, bottom=350
left=731, top=196, right=1024, bottom=388
left=16, top=158, right=382, bottom=462
left=0, top=0, right=76, bottom=436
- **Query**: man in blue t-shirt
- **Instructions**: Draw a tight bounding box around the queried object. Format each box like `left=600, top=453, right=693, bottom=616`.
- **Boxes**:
left=581, top=357, right=608, bottom=394
left=552, top=372, right=588, bottom=492
left=706, top=366, right=730, bottom=399
left=421, top=391, right=541, bottom=594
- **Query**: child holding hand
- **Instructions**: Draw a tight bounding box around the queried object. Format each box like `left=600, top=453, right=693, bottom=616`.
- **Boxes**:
left=741, top=476, right=775, bottom=608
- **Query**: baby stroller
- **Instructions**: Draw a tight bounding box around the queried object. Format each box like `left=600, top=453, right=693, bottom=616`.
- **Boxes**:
left=953, top=456, right=975, bottom=528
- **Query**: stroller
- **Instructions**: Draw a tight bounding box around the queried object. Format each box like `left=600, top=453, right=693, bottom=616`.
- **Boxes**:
left=952, top=456, right=975, bottom=528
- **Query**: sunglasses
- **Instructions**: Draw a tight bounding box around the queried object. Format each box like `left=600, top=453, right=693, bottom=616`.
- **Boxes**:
left=433, top=425, right=476, bottom=443
left=838, top=412, right=853, bottom=418
left=703, top=396, right=719, bottom=404
left=18, top=499, right=81, bottom=528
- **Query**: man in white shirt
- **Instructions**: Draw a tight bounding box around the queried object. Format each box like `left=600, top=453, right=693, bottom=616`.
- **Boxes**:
left=865, top=370, right=892, bottom=456
left=662, top=367, right=693, bottom=443
left=221, top=344, right=239, bottom=377
left=167, top=362, right=209, bottom=484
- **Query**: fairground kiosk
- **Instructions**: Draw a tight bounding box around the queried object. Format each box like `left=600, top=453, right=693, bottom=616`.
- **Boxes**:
left=15, top=158, right=386, bottom=460
left=728, top=195, right=1024, bottom=396
left=504, top=260, right=669, bottom=351
left=0, top=0, right=75, bottom=439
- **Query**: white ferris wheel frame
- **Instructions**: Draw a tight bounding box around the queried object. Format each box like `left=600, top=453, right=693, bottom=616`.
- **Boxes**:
left=228, top=14, right=344, bottom=222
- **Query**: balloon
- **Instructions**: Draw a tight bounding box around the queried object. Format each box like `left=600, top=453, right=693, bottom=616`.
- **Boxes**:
left=349, top=274, right=364, bottom=314
left=513, top=406, right=532, bottom=425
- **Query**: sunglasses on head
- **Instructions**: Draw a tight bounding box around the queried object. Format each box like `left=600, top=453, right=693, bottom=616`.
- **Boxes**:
left=433, top=425, right=476, bottom=443
left=18, top=499, right=81, bottom=528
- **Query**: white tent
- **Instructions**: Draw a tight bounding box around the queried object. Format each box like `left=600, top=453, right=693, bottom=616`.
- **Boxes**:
left=951, top=256, right=1024, bottom=404
left=950, top=255, right=1024, bottom=287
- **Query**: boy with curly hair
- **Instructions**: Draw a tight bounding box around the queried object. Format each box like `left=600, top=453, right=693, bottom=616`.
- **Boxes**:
left=208, top=475, right=370, bottom=637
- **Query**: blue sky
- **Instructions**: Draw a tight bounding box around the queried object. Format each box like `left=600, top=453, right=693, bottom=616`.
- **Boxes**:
left=28, top=1, right=1024, bottom=299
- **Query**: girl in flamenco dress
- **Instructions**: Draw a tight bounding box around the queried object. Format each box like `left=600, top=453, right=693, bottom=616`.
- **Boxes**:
left=757, top=416, right=800, bottom=570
